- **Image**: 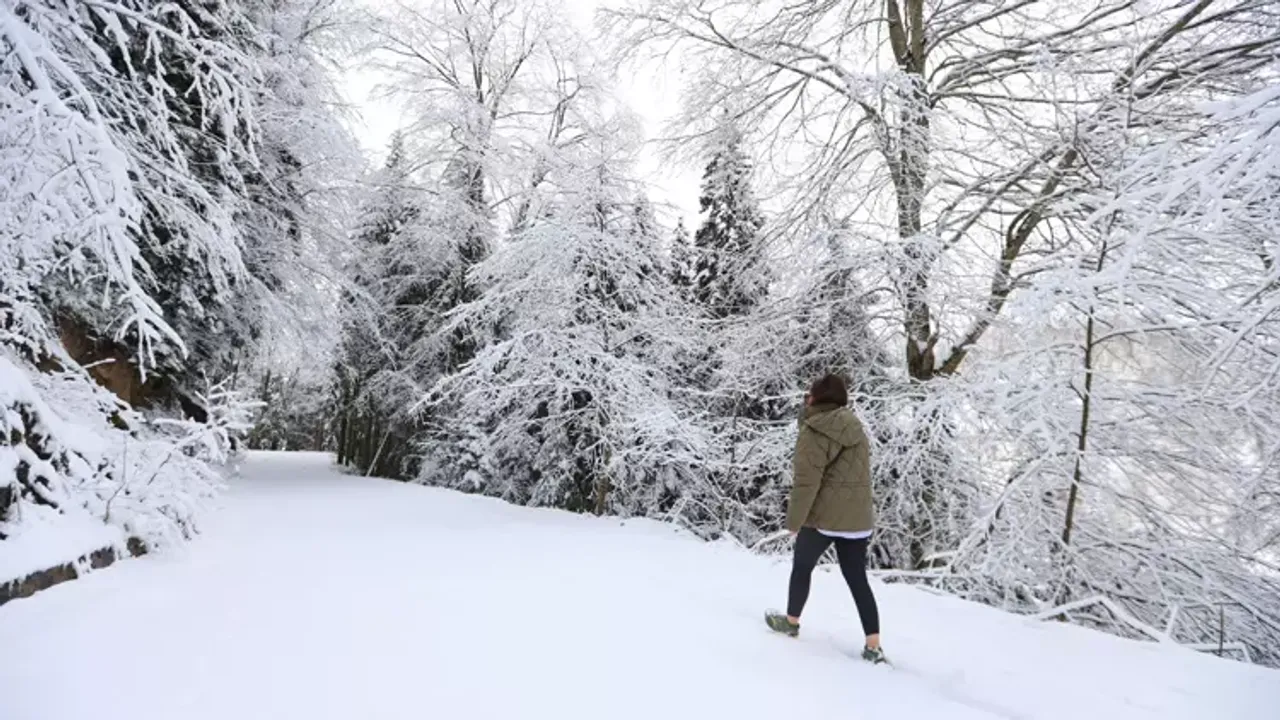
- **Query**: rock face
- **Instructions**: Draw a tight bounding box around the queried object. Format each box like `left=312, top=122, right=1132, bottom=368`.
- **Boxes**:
left=0, top=537, right=146, bottom=607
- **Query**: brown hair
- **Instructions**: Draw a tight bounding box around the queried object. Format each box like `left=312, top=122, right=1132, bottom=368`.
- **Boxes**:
left=808, top=373, right=848, bottom=406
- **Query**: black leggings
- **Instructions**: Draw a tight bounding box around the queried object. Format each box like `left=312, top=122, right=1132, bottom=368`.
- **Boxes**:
left=788, top=527, right=880, bottom=636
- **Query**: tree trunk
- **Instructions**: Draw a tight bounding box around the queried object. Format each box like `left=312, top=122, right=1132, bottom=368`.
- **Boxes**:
left=359, top=415, right=375, bottom=473
left=337, top=409, right=349, bottom=466
left=1063, top=309, right=1097, bottom=550
left=1055, top=239, right=1108, bottom=603
left=368, top=429, right=392, bottom=478
left=884, top=0, right=954, bottom=570
left=593, top=474, right=611, bottom=516
left=884, top=0, right=935, bottom=383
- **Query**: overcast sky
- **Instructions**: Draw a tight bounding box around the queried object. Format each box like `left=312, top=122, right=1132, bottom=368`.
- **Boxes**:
left=340, top=0, right=703, bottom=229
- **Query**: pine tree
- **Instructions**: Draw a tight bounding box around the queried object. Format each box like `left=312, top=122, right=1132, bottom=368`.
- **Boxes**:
left=31, top=0, right=352, bottom=423
left=413, top=151, right=494, bottom=377
left=0, top=0, right=291, bottom=551
left=669, top=218, right=698, bottom=300
left=27, top=0, right=260, bottom=414
left=691, top=124, right=768, bottom=320
left=667, top=123, right=787, bottom=540
left=686, top=121, right=777, bottom=421
left=335, top=131, right=423, bottom=476
left=420, top=139, right=699, bottom=515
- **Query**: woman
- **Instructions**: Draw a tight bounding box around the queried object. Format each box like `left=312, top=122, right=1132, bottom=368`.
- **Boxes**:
left=765, top=373, right=884, bottom=664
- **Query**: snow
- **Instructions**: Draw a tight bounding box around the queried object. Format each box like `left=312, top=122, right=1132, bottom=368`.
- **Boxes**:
left=1, top=351, right=231, bottom=554
left=0, top=510, right=123, bottom=583
left=0, top=451, right=1276, bottom=720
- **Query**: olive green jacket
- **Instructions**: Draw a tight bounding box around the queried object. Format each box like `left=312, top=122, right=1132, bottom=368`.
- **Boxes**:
left=785, top=403, right=874, bottom=533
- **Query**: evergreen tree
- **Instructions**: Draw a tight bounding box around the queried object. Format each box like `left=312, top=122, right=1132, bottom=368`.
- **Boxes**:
left=33, top=0, right=353, bottom=422
left=0, top=0, right=314, bottom=551
left=408, top=152, right=494, bottom=378
left=335, top=131, right=423, bottom=476
left=691, top=123, right=768, bottom=320
left=669, top=218, right=698, bottom=300
left=663, top=123, right=786, bottom=540
left=335, top=133, right=497, bottom=479
left=29, top=0, right=259, bottom=414
left=420, top=139, right=701, bottom=515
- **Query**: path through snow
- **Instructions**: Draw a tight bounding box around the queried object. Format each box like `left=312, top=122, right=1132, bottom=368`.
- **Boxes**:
left=2, top=451, right=1277, bottom=720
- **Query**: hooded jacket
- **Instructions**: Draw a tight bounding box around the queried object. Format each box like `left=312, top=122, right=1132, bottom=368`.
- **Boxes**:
left=785, top=402, right=874, bottom=533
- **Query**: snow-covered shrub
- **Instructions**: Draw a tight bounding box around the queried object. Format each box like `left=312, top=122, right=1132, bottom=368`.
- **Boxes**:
left=0, top=351, right=241, bottom=554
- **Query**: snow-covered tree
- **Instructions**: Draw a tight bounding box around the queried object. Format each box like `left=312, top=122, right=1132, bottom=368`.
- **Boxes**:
left=609, top=0, right=1280, bottom=664
left=674, top=222, right=901, bottom=547
left=418, top=116, right=705, bottom=515
left=1153, top=83, right=1280, bottom=578
left=1, top=0, right=358, bottom=558
left=337, top=0, right=625, bottom=480
left=691, top=122, right=768, bottom=320
left=946, top=176, right=1280, bottom=664
left=362, top=0, right=549, bottom=286
left=610, top=0, right=1280, bottom=568
left=13, top=0, right=358, bottom=419
left=236, top=0, right=365, bottom=366
left=246, top=368, right=332, bottom=452
left=0, top=0, right=254, bottom=549
left=983, top=70, right=1280, bottom=667
left=668, top=218, right=697, bottom=296
left=27, top=1, right=250, bottom=413
left=333, top=131, right=424, bottom=476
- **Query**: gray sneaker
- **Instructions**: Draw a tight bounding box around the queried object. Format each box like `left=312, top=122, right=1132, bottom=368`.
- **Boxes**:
left=764, top=610, right=799, bottom=637
left=861, top=645, right=887, bottom=664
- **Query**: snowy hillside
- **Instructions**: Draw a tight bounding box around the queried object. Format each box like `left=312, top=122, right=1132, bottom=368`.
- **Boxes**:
left=1, top=451, right=1276, bottom=720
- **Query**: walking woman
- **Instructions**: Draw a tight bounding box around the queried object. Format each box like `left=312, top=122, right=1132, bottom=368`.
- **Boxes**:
left=765, top=373, right=885, bottom=663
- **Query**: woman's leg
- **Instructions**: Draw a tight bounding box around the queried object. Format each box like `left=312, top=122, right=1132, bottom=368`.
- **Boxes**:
left=787, top=528, right=834, bottom=622
left=834, top=537, right=881, bottom=647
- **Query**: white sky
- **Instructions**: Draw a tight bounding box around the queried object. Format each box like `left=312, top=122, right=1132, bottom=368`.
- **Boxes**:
left=340, top=0, right=703, bottom=229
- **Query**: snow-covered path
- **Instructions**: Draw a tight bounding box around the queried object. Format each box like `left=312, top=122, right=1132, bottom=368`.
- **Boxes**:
left=2, top=452, right=1277, bottom=720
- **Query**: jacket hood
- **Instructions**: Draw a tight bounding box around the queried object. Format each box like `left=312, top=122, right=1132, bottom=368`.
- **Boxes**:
left=802, top=404, right=861, bottom=447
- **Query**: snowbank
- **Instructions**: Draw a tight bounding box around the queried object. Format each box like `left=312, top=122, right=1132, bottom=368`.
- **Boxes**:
left=0, top=509, right=123, bottom=583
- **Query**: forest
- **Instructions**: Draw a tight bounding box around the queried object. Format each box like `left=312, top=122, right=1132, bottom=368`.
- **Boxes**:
left=1, top=0, right=1278, bottom=666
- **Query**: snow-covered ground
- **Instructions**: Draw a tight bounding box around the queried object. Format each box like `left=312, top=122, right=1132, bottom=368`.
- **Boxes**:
left=1, top=451, right=1276, bottom=720
left=0, top=511, right=123, bottom=583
